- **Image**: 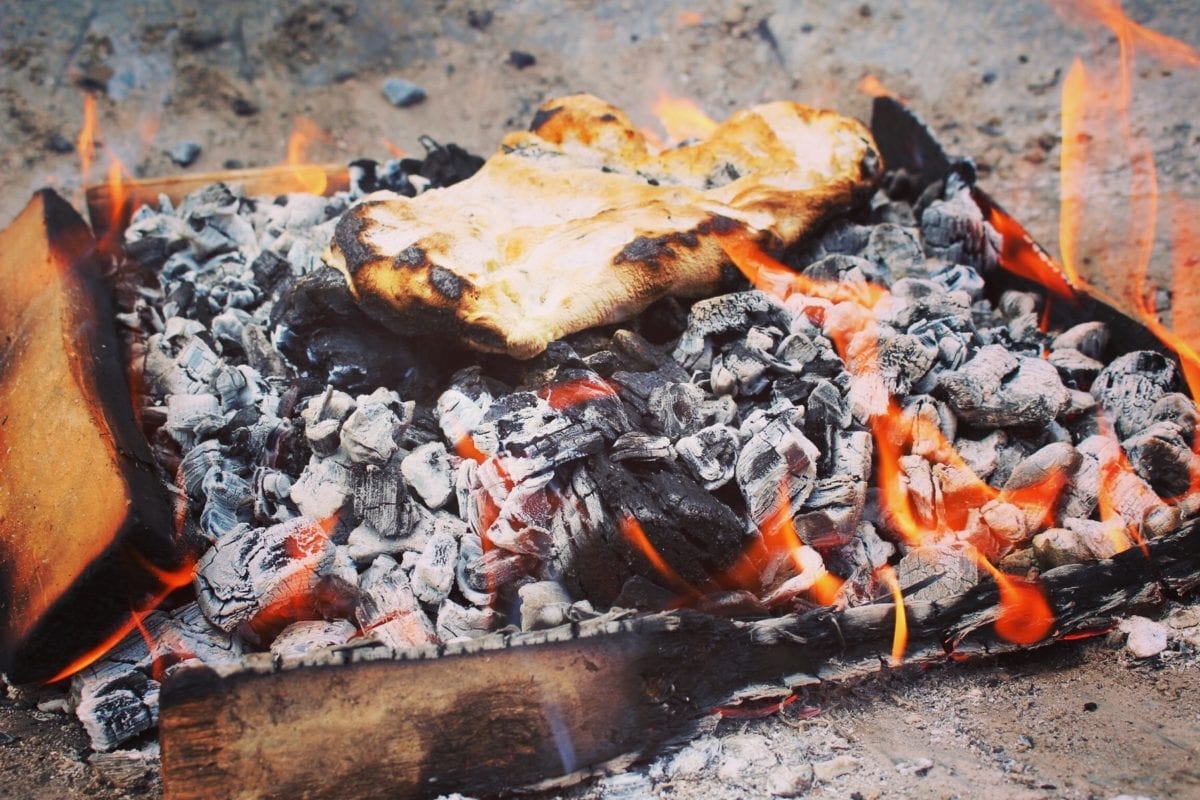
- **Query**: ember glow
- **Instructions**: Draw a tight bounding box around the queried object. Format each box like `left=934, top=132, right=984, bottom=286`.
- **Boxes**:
left=973, top=552, right=1055, bottom=646
left=618, top=515, right=701, bottom=600
left=76, top=93, right=98, bottom=182
left=856, top=73, right=908, bottom=104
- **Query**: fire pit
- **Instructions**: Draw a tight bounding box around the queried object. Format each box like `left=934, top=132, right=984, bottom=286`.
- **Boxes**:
left=1, top=2, right=1198, bottom=799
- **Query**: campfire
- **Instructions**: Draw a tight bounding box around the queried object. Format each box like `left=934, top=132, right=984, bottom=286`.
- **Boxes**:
left=1, top=6, right=1198, bottom=798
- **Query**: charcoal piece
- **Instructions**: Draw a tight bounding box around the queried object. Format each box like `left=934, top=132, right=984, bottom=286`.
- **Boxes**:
left=611, top=575, right=678, bottom=611
left=711, top=344, right=770, bottom=396
left=213, top=365, right=261, bottom=413
left=545, top=368, right=633, bottom=441
left=271, top=268, right=437, bottom=394
left=357, top=555, right=436, bottom=649
left=1000, top=442, right=1082, bottom=531
left=899, top=455, right=937, bottom=528
left=210, top=309, right=250, bottom=353
left=979, top=500, right=1031, bottom=553
left=801, top=253, right=885, bottom=286
left=1052, top=321, right=1109, bottom=360
left=894, top=546, right=979, bottom=602
left=76, top=684, right=158, bottom=753
left=1124, top=421, right=1197, bottom=499
left=920, top=186, right=1001, bottom=272
left=1063, top=517, right=1132, bottom=559
left=1091, top=350, right=1180, bottom=440
left=270, top=619, right=357, bottom=660
left=455, top=535, right=492, bottom=607
left=1151, top=393, right=1198, bottom=440
left=897, top=395, right=955, bottom=459
left=648, top=382, right=737, bottom=438
left=301, top=387, right=357, bottom=429
left=673, top=291, right=791, bottom=369
left=340, top=389, right=406, bottom=466
left=927, top=262, right=985, bottom=300
left=347, top=524, right=406, bottom=567
left=194, top=517, right=337, bottom=633
left=761, top=545, right=831, bottom=605
left=736, top=416, right=820, bottom=529
left=291, top=456, right=354, bottom=522
left=1078, top=435, right=1178, bottom=538
left=435, top=600, right=498, bottom=642
left=517, top=581, right=572, bottom=631
left=793, top=219, right=872, bottom=263
left=610, top=330, right=689, bottom=380
left=401, top=442, right=454, bottom=510
left=240, top=325, right=289, bottom=380
left=801, top=380, right=851, bottom=465
left=879, top=278, right=973, bottom=331
left=676, top=425, right=740, bottom=490
left=876, top=333, right=938, bottom=396
left=589, top=455, right=747, bottom=596
left=793, top=475, right=866, bottom=549
left=938, top=344, right=1069, bottom=427
left=250, top=251, right=292, bottom=297
left=610, top=432, right=674, bottom=463
left=352, top=455, right=414, bottom=538
left=1031, top=528, right=1093, bottom=568
left=411, top=530, right=459, bottom=605
left=179, top=439, right=225, bottom=502
left=862, top=223, right=925, bottom=278
left=199, top=467, right=253, bottom=541
left=773, top=331, right=822, bottom=372
left=163, top=393, right=224, bottom=450
left=405, top=136, right=485, bottom=188
left=305, top=418, right=342, bottom=458
left=1048, top=347, right=1104, bottom=389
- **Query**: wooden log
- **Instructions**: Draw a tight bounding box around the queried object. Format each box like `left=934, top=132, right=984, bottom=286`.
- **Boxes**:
left=85, top=163, right=350, bottom=243
left=160, top=518, right=1200, bottom=800
left=0, top=190, right=182, bottom=683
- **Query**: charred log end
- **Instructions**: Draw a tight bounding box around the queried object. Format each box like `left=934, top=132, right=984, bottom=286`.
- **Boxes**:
left=0, top=189, right=179, bottom=684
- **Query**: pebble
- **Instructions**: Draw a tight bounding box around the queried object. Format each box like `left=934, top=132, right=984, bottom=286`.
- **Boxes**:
left=1120, top=616, right=1169, bottom=658
left=382, top=77, right=427, bottom=107
left=812, top=755, right=859, bottom=783
left=508, top=50, right=536, bottom=69
left=168, top=141, right=202, bottom=167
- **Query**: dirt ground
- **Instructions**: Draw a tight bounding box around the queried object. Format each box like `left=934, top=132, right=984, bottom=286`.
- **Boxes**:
left=0, top=0, right=1198, bottom=797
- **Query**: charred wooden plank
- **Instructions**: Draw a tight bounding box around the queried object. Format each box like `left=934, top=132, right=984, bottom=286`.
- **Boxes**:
left=160, top=519, right=1200, bottom=800
left=0, top=190, right=181, bottom=683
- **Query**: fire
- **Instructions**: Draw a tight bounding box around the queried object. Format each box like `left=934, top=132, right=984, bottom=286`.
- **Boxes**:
left=676, top=10, right=705, bottom=28
left=45, top=553, right=197, bottom=684
left=651, top=91, right=718, bottom=146
left=618, top=515, right=701, bottom=599
left=286, top=116, right=334, bottom=195
left=538, top=376, right=618, bottom=411
left=382, top=138, right=407, bottom=159
left=973, top=552, right=1055, bottom=645
left=877, top=565, right=907, bottom=665
left=856, top=74, right=908, bottom=104
left=77, top=93, right=98, bottom=181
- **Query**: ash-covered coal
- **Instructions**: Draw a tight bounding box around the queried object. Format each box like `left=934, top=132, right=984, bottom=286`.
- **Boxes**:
left=75, top=128, right=1199, bottom=758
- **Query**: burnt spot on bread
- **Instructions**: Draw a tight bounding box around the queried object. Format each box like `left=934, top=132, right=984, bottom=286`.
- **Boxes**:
left=614, top=230, right=702, bottom=271
left=599, top=113, right=617, bottom=123
left=429, top=265, right=466, bottom=300
left=708, top=214, right=742, bottom=235
left=333, top=211, right=375, bottom=276
left=529, top=105, right=564, bottom=133
left=392, top=245, right=428, bottom=270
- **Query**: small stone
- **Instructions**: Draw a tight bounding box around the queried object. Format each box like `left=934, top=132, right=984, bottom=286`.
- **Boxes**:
left=382, top=77, right=427, bottom=108
left=168, top=142, right=202, bottom=167
left=1120, top=616, right=1169, bottom=658
left=45, top=133, right=75, bottom=154
left=508, top=50, right=536, bottom=69
left=812, top=755, right=859, bottom=783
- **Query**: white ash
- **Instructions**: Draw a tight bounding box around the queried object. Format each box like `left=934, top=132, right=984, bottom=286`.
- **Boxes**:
left=402, top=442, right=455, bottom=509
left=270, top=619, right=357, bottom=660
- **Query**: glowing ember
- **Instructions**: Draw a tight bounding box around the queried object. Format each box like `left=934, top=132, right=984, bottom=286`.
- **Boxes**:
left=76, top=93, right=98, bottom=182
left=856, top=74, right=907, bottom=103
left=286, top=117, right=334, bottom=195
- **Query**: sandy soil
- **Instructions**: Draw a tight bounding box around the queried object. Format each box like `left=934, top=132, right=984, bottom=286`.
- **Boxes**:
left=0, top=1, right=1198, bottom=798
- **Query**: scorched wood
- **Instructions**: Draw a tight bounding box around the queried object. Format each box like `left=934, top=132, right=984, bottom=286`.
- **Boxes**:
left=0, top=190, right=179, bottom=683
left=160, top=519, right=1200, bottom=800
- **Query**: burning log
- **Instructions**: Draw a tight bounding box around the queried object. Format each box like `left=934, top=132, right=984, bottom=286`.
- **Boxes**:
left=324, top=94, right=881, bottom=359
left=0, top=190, right=180, bottom=684
left=159, top=519, right=1200, bottom=800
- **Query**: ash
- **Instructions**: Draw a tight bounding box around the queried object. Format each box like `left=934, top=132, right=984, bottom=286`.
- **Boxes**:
left=71, top=144, right=1199, bottom=764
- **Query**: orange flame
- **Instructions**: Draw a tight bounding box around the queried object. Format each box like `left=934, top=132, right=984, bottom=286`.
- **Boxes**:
left=77, top=93, right=98, bottom=182
left=45, top=553, right=197, bottom=684
left=286, top=117, right=333, bottom=195
left=382, top=138, right=407, bottom=159
left=878, top=565, right=908, bottom=665
left=618, top=515, right=701, bottom=599
left=677, top=10, right=704, bottom=27
left=973, top=552, right=1055, bottom=645
left=856, top=74, right=908, bottom=104
left=651, top=91, right=718, bottom=145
